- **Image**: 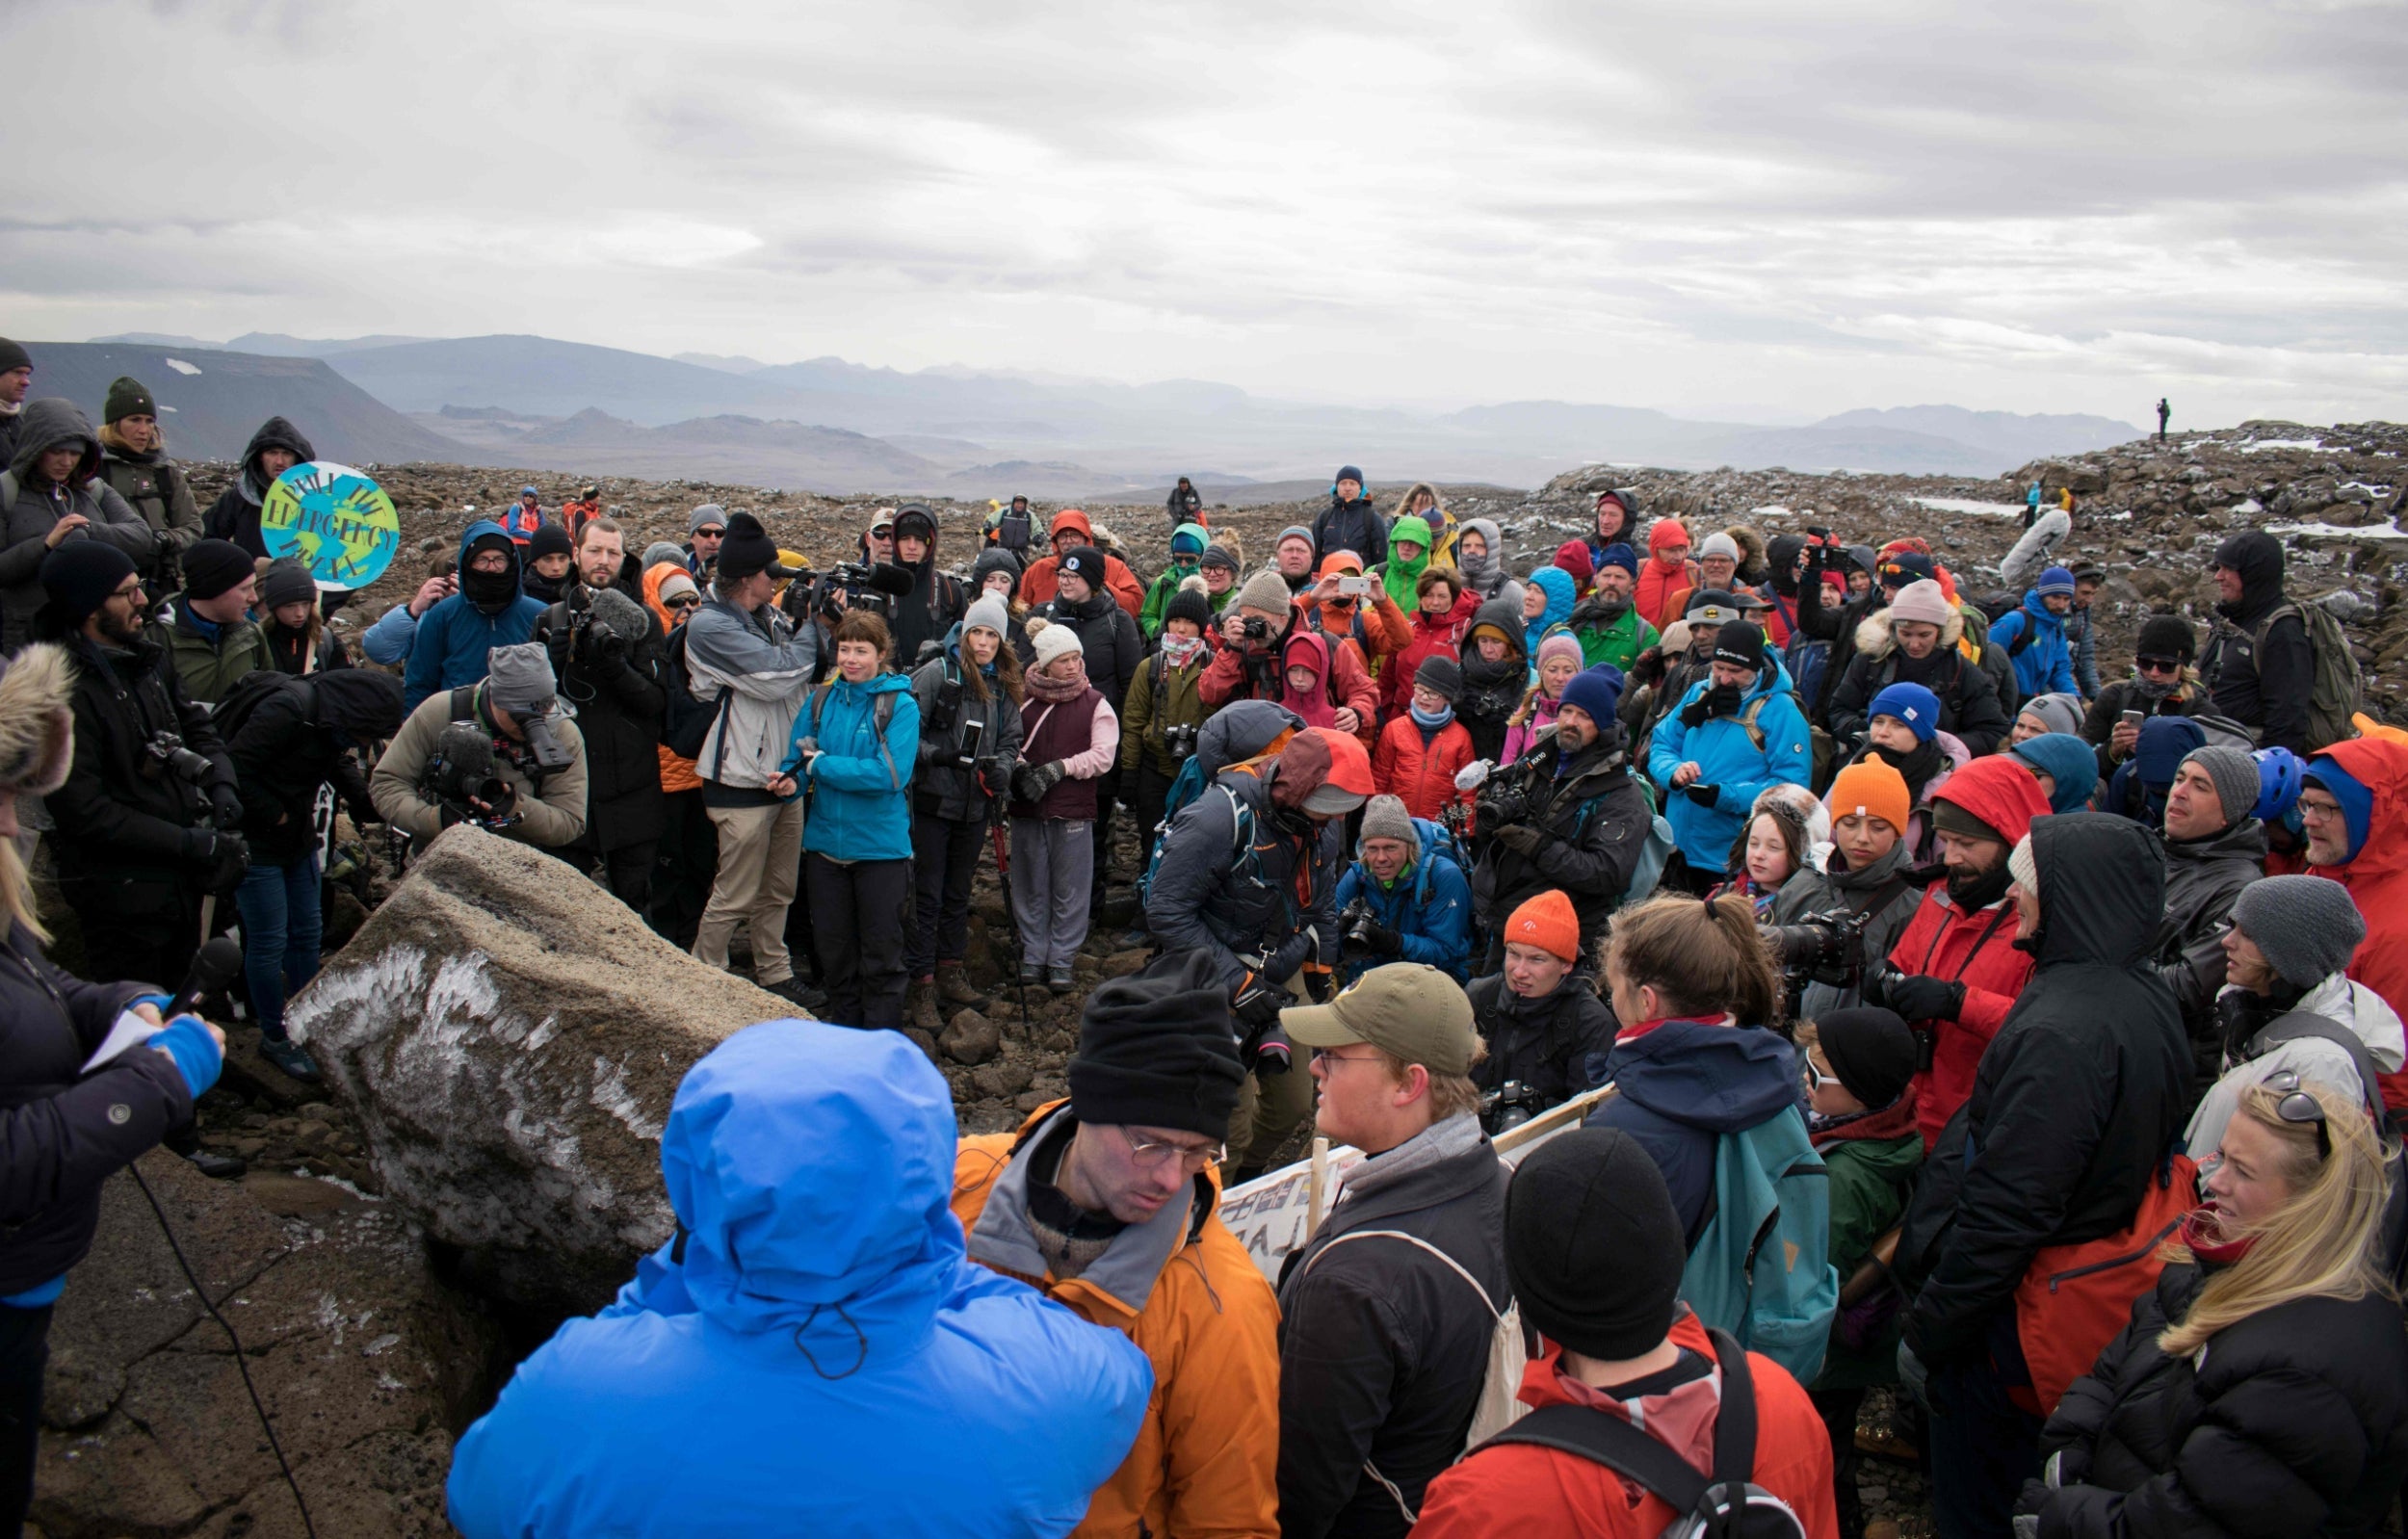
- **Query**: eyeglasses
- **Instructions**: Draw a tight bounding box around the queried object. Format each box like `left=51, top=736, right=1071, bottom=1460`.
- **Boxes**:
left=1119, top=1126, right=1225, bottom=1172
left=2298, top=796, right=2343, bottom=823
left=1313, top=1048, right=1388, bottom=1074
left=2135, top=657, right=2182, bottom=675
left=2262, top=1068, right=2331, bottom=1158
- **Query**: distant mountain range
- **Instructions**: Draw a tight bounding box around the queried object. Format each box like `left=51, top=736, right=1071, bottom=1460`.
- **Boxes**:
left=51, top=330, right=2145, bottom=493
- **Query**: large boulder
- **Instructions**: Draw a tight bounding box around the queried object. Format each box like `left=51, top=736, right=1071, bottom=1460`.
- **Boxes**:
left=34, top=1155, right=492, bottom=1538
left=289, top=827, right=797, bottom=1311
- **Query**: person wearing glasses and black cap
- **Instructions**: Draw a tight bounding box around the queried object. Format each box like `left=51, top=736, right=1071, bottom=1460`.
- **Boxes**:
left=1896, top=814, right=2191, bottom=1539
left=2081, top=614, right=2210, bottom=781
left=951, top=949, right=1281, bottom=1539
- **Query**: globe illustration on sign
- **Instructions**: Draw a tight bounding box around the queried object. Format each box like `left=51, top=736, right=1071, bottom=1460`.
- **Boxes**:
left=259, top=462, right=402, bottom=591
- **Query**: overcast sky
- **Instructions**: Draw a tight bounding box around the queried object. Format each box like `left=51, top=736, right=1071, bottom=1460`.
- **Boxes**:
left=6, top=0, right=2403, bottom=428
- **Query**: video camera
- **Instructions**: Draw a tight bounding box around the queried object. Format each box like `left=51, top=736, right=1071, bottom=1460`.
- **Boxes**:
left=420, top=721, right=521, bottom=832
left=824, top=561, right=914, bottom=618
left=1480, top=1080, right=1540, bottom=1135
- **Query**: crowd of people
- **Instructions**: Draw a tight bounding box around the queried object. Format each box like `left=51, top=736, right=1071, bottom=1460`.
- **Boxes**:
left=3, top=334, right=2406, bottom=1539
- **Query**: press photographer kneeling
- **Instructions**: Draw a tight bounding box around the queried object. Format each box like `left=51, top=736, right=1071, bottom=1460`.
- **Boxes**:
left=373, top=642, right=589, bottom=850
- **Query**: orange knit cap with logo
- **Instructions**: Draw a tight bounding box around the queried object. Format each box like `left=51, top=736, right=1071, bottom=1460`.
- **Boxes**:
left=1504, top=890, right=1582, bottom=963
left=1825, top=758, right=1912, bottom=835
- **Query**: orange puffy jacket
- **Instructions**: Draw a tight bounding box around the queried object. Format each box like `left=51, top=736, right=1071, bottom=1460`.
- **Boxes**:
left=641, top=562, right=703, bottom=795
left=1019, top=509, right=1145, bottom=619
left=1374, top=713, right=1476, bottom=822
left=952, top=1106, right=1282, bottom=1539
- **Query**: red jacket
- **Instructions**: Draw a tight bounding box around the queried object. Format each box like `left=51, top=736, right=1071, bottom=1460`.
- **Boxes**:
left=1374, top=714, right=1476, bottom=821
left=1202, top=620, right=1380, bottom=750
left=2309, top=736, right=2408, bottom=1111
left=1413, top=1317, right=1839, bottom=1539
left=1382, top=588, right=1479, bottom=721
left=1886, top=756, right=2052, bottom=1148
left=1020, top=509, right=1145, bottom=619
left=1636, top=557, right=1698, bottom=633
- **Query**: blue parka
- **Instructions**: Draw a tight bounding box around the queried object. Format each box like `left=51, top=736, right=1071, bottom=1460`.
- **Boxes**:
left=1646, top=659, right=1812, bottom=869
left=1989, top=590, right=2078, bottom=701
left=401, top=519, right=546, bottom=710
left=1333, top=818, right=1475, bottom=982
left=446, top=1021, right=1152, bottom=1539
left=791, top=670, right=920, bottom=862
left=1585, top=1017, right=1805, bottom=1240
left=1529, top=565, right=1578, bottom=635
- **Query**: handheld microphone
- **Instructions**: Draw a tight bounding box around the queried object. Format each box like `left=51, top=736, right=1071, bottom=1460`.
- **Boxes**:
left=168, top=936, right=244, bottom=1021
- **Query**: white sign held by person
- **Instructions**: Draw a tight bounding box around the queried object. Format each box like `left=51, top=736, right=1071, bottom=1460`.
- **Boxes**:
left=1221, top=1085, right=1616, bottom=1283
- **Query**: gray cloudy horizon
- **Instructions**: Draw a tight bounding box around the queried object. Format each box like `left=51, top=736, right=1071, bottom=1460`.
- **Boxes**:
left=5, top=0, right=2404, bottom=430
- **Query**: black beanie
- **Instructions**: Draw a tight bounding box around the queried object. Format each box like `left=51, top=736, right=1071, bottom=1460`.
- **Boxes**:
left=104, top=376, right=156, bottom=425
left=1928, top=796, right=2004, bottom=846
left=527, top=522, right=575, bottom=562
left=39, top=540, right=137, bottom=625
left=1067, top=950, right=1245, bottom=1138
left=181, top=538, right=256, bottom=602
left=0, top=339, right=27, bottom=375
left=1508, top=1129, right=1686, bottom=1361
left=1815, top=1007, right=1916, bottom=1110
left=1712, top=619, right=1765, bottom=672
left=260, top=561, right=318, bottom=611
left=1164, top=586, right=1215, bottom=633
left=2135, top=613, right=2195, bottom=664
left=1415, top=654, right=1463, bottom=701
left=715, top=511, right=791, bottom=583
left=1060, top=545, right=1107, bottom=594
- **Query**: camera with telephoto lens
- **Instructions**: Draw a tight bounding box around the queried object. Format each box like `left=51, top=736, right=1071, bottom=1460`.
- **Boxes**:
left=1339, top=899, right=1381, bottom=952
left=1761, top=907, right=1871, bottom=999
left=1481, top=1080, right=1539, bottom=1135
left=421, top=722, right=519, bottom=830
left=1474, top=761, right=1540, bottom=835
left=143, top=731, right=213, bottom=785
left=1163, top=721, right=1199, bottom=760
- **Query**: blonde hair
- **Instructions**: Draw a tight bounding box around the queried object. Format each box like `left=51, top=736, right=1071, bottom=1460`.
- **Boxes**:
left=1, top=840, right=48, bottom=947
left=1378, top=1043, right=1488, bottom=1123
left=1607, top=893, right=1779, bottom=1027
left=2158, top=1082, right=2396, bottom=1356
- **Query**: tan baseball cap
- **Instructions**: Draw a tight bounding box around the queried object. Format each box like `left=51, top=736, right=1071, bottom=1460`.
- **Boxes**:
left=1282, top=963, right=1479, bottom=1076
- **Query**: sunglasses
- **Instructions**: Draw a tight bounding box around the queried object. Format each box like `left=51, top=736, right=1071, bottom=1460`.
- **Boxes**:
left=2135, top=657, right=2182, bottom=675
left=2262, top=1068, right=2330, bottom=1158
left=694, top=528, right=725, bottom=539
left=1800, top=1056, right=1842, bottom=1097
left=666, top=594, right=699, bottom=611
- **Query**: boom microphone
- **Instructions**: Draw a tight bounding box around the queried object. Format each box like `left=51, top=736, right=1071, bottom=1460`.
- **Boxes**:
left=866, top=562, right=916, bottom=597
left=168, top=936, right=245, bottom=1021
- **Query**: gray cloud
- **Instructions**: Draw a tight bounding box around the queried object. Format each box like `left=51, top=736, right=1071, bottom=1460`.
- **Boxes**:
left=1, top=0, right=2400, bottom=427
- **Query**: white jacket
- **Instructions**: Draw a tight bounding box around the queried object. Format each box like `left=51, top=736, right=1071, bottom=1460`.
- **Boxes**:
left=2186, top=975, right=2406, bottom=1159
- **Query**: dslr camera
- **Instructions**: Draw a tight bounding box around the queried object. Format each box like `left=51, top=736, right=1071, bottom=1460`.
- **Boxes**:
left=1162, top=721, right=1199, bottom=760
left=1474, top=761, right=1541, bottom=835
left=143, top=731, right=213, bottom=786
left=1338, top=899, right=1381, bottom=952
left=1480, top=1080, right=1540, bottom=1135
left=1760, top=907, right=1871, bottom=997
left=420, top=721, right=520, bottom=831
left=1241, top=613, right=1273, bottom=643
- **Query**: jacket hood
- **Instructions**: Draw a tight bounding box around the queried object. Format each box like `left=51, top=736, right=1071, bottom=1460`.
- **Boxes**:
left=664, top=1021, right=964, bottom=1353
left=1929, top=753, right=2051, bottom=848
left=2213, top=530, right=2286, bottom=613
left=2311, top=736, right=2408, bottom=880
left=2019, top=589, right=2066, bottom=629
left=1610, top=1019, right=1802, bottom=1134
left=1462, top=595, right=1529, bottom=664
left=829, top=669, right=914, bottom=700
left=302, top=669, right=406, bottom=738
left=2028, top=813, right=2166, bottom=969
left=971, top=545, right=1022, bottom=598
left=8, top=398, right=100, bottom=483
left=455, top=517, right=522, bottom=582
left=1456, top=518, right=1505, bottom=581
left=1281, top=628, right=1331, bottom=682
left=640, top=561, right=687, bottom=632
left=1197, top=697, right=1305, bottom=777
left=238, top=415, right=315, bottom=504
left=1531, top=566, right=1577, bottom=631
left=1049, top=508, right=1094, bottom=543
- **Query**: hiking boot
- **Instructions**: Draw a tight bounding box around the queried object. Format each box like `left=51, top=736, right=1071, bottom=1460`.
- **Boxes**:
left=1046, top=964, right=1076, bottom=993
left=765, top=977, right=822, bottom=1013
left=1114, top=926, right=1152, bottom=951
left=257, top=1036, right=321, bottom=1083
left=935, top=961, right=983, bottom=1008
left=907, top=978, right=943, bottom=1034
left=185, top=1148, right=248, bottom=1181
left=1017, top=960, right=1044, bottom=987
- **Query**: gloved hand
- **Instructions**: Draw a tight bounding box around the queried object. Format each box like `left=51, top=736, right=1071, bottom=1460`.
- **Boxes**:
left=205, top=833, right=249, bottom=896
left=1885, top=974, right=1966, bottom=1022
left=1362, top=919, right=1401, bottom=955
left=1302, top=970, right=1333, bottom=1003
left=182, top=826, right=222, bottom=863
left=347, top=797, right=380, bottom=829
left=2014, top=1477, right=2053, bottom=1537
left=972, top=755, right=1004, bottom=791
left=1011, top=760, right=1066, bottom=804
left=1494, top=822, right=1542, bottom=854
left=149, top=1015, right=224, bottom=1100
left=2043, top=1448, right=2086, bottom=1491
left=1252, top=1027, right=1293, bottom=1075
left=1627, top=647, right=1667, bottom=689
left=1678, top=694, right=1715, bottom=729
left=208, top=783, right=244, bottom=829
left=590, top=626, right=630, bottom=666
left=1682, top=782, right=1719, bottom=807
left=1233, top=987, right=1286, bottom=1032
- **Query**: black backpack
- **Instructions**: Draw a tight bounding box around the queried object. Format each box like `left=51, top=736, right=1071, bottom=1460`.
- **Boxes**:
left=1471, top=1326, right=1810, bottom=1539
left=660, top=624, right=727, bottom=760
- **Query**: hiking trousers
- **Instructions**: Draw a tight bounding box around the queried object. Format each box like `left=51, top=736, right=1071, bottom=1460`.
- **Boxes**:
left=805, top=853, right=910, bottom=1030
left=907, top=809, right=985, bottom=977
left=1008, top=817, right=1091, bottom=970
left=693, top=799, right=804, bottom=986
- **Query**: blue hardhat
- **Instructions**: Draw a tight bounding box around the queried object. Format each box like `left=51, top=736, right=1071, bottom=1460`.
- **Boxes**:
left=2251, top=745, right=2306, bottom=823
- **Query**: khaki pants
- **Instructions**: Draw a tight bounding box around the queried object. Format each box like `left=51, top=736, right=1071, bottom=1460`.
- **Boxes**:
left=1226, top=972, right=1318, bottom=1173
left=693, top=800, right=805, bottom=985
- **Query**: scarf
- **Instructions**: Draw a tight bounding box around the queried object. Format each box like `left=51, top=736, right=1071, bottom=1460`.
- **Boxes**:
left=1808, top=1094, right=1920, bottom=1147
left=1411, top=700, right=1455, bottom=730
left=1160, top=633, right=1206, bottom=669
left=1027, top=657, right=1090, bottom=703
left=1460, top=641, right=1525, bottom=721
left=465, top=563, right=521, bottom=614
left=2179, top=1209, right=2255, bottom=1266
left=2135, top=671, right=2180, bottom=702
left=1868, top=737, right=1946, bottom=796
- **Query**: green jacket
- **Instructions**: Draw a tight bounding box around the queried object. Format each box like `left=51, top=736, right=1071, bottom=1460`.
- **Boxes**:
left=1563, top=602, right=1658, bottom=673
left=98, top=448, right=203, bottom=582
left=148, top=605, right=275, bottom=706
left=1812, top=1116, right=1923, bottom=1392
left=1118, top=646, right=1215, bottom=777
left=1139, top=562, right=1206, bottom=639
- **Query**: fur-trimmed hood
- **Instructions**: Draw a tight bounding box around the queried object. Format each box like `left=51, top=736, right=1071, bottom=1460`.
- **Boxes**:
left=1720, top=522, right=1767, bottom=582
left=0, top=643, right=76, bottom=796
left=1853, top=603, right=1966, bottom=663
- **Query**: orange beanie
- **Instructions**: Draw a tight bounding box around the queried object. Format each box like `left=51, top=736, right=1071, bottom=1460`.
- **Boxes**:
left=1825, top=758, right=1912, bottom=835
left=1504, top=890, right=1582, bottom=963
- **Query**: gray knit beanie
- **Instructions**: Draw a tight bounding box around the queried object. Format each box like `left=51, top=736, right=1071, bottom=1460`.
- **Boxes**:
left=1358, top=794, right=1420, bottom=861
left=2230, top=875, right=2367, bottom=989
left=642, top=541, right=688, bottom=571
left=2017, top=691, right=2084, bottom=739
left=2182, top=746, right=2262, bottom=830
left=1237, top=568, right=1294, bottom=615
left=688, top=504, right=727, bottom=535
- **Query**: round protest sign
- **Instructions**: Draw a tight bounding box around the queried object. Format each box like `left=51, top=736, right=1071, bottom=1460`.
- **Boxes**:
left=259, top=462, right=401, bottom=591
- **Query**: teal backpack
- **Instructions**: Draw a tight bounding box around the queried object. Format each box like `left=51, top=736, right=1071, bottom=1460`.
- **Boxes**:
left=1678, top=1106, right=1840, bottom=1387
left=1618, top=776, right=1678, bottom=909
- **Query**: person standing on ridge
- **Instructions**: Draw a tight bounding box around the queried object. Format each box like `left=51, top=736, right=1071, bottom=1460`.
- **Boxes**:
left=1314, top=465, right=1387, bottom=569
left=2157, top=397, right=2170, bottom=441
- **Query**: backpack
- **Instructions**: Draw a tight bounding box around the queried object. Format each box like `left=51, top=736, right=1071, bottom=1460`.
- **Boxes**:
left=1473, top=1325, right=1811, bottom=1539
left=659, top=625, right=726, bottom=760
left=208, top=668, right=304, bottom=748
left=2254, top=601, right=2366, bottom=752
left=1136, top=779, right=1261, bottom=913
left=1679, top=1109, right=1840, bottom=1388
left=1624, top=809, right=1679, bottom=908
left=1781, top=633, right=1830, bottom=717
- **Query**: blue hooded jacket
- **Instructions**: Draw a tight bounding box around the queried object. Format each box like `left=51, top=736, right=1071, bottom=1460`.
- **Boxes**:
left=1333, top=817, right=1475, bottom=982
left=792, top=671, right=921, bottom=862
left=1646, top=656, right=1812, bottom=868
left=1585, top=1017, right=1805, bottom=1239
left=402, top=520, right=547, bottom=710
left=1529, top=565, right=1577, bottom=634
left=446, top=1021, right=1151, bottom=1539
left=1988, top=589, right=2078, bottom=700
